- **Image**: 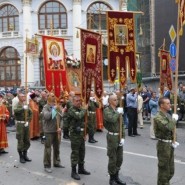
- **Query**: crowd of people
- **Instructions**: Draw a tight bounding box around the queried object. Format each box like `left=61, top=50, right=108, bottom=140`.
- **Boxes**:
left=0, top=82, right=184, bottom=185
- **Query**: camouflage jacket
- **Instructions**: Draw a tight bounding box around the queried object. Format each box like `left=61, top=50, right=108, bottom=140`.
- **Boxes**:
left=68, top=106, right=86, bottom=133
left=154, top=111, right=176, bottom=140
left=14, top=102, right=32, bottom=122
left=38, top=98, right=47, bottom=113
left=88, top=100, right=99, bottom=112
left=63, top=100, right=73, bottom=123
left=103, top=106, right=125, bottom=138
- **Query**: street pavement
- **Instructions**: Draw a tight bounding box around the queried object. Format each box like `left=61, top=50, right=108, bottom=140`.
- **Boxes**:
left=1, top=122, right=185, bottom=185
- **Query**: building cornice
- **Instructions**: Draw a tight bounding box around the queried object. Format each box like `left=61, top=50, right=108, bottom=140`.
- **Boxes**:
left=22, top=0, right=32, bottom=6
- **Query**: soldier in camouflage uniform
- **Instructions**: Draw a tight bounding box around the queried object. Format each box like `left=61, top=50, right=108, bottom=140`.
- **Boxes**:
left=38, top=90, right=47, bottom=143
left=42, top=93, right=65, bottom=173
left=154, top=97, right=179, bottom=185
left=68, top=95, right=90, bottom=180
left=88, top=91, right=99, bottom=143
left=103, top=94, right=126, bottom=185
left=14, top=91, right=32, bottom=163
left=63, top=91, right=75, bottom=139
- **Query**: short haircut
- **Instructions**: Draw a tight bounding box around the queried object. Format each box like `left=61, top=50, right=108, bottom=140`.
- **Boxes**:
left=151, top=91, right=156, bottom=96
left=158, top=97, right=169, bottom=107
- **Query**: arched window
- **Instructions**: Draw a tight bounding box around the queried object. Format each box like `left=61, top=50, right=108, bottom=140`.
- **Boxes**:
left=0, top=4, right=19, bottom=32
left=39, top=50, right=45, bottom=86
left=38, top=1, right=67, bottom=30
left=87, top=2, right=112, bottom=30
left=0, top=47, right=21, bottom=86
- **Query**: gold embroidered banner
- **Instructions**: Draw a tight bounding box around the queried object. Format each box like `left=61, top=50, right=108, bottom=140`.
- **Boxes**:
left=159, top=50, right=172, bottom=94
left=80, top=29, right=103, bottom=104
left=107, top=11, right=136, bottom=89
left=42, top=35, right=67, bottom=98
left=26, top=37, right=39, bottom=55
left=176, top=0, right=185, bottom=35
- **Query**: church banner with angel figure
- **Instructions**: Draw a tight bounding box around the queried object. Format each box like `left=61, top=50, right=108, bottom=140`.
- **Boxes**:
left=107, top=11, right=136, bottom=88
left=80, top=29, right=103, bottom=104
left=42, top=35, right=67, bottom=98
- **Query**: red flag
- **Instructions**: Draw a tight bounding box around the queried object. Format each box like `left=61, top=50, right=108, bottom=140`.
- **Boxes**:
left=80, top=29, right=103, bottom=104
left=159, top=50, right=172, bottom=94
left=42, top=35, right=67, bottom=98
left=107, top=11, right=136, bottom=88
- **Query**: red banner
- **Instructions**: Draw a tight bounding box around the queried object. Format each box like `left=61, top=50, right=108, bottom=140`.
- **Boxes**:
left=107, top=11, right=136, bottom=88
left=42, top=35, right=67, bottom=98
left=159, top=50, right=172, bottom=94
left=80, top=29, right=103, bottom=104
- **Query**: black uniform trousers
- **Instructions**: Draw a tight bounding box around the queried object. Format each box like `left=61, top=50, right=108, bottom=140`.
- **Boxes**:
left=127, top=107, right=138, bottom=136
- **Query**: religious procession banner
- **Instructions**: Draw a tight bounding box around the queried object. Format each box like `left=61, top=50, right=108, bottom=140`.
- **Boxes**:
left=176, top=0, right=185, bottom=35
left=159, top=50, right=172, bottom=94
left=26, top=36, right=39, bottom=55
left=42, top=35, right=67, bottom=98
left=80, top=28, right=103, bottom=104
left=107, top=11, right=136, bottom=89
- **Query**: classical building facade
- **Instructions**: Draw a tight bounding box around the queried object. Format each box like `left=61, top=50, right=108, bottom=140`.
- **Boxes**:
left=2, top=0, right=182, bottom=89
left=0, top=0, right=126, bottom=87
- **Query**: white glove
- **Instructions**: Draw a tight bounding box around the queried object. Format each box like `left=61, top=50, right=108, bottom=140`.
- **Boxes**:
left=117, top=107, right=123, bottom=114
left=172, top=113, right=179, bottom=121
left=121, top=96, right=124, bottom=100
left=90, top=97, right=96, bottom=102
left=119, top=138, right=125, bottom=146
left=23, top=105, right=28, bottom=110
left=172, top=141, right=180, bottom=148
left=24, top=122, right=29, bottom=127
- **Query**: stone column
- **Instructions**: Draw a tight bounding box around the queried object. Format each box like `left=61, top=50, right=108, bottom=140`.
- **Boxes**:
left=120, top=0, right=128, bottom=11
left=22, top=0, right=34, bottom=87
left=72, top=0, right=82, bottom=59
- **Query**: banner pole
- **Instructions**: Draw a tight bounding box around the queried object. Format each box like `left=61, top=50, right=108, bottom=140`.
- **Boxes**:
left=173, top=2, right=181, bottom=143
left=117, top=57, right=123, bottom=143
left=24, top=30, right=29, bottom=123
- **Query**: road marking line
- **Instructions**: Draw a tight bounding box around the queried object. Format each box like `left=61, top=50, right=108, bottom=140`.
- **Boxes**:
left=62, top=140, right=185, bottom=165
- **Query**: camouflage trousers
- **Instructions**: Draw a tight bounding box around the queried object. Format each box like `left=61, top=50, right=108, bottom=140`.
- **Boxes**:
left=16, top=122, right=30, bottom=152
left=106, top=133, right=123, bottom=175
left=87, top=113, right=97, bottom=136
left=43, top=132, right=61, bottom=168
left=70, top=132, right=85, bottom=167
left=157, top=141, right=174, bottom=185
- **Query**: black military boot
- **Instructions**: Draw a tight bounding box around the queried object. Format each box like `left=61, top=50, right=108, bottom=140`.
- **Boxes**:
left=88, top=134, right=96, bottom=143
left=115, top=171, right=126, bottom=185
left=78, top=164, right=91, bottom=175
left=92, top=135, right=98, bottom=143
left=109, top=174, right=118, bottom=185
left=19, top=152, right=26, bottom=163
left=71, top=165, right=80, bottom=180
left=63, top=130, right=70, bottom=139
left=23, top=151, right=32, bottom=162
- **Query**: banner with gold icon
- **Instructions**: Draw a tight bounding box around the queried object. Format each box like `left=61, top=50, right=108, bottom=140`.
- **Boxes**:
left=107, top=11, right=136, bottom=88
left=159, top=50, right=172, bottom=94
left=42, top=35, right=67, bottom=98
left=80, top=28, right=103, bottom=104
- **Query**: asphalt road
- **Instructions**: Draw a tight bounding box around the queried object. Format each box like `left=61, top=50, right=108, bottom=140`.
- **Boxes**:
left=0, top=123, right=185, bottom=185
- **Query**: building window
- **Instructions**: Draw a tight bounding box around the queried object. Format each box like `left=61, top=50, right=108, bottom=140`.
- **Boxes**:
left=0, top=4, right=19, bottom=32
left=87, top=2, right=112, bottom=30
left=0, top=47, right=21, bottom=86
left=38, top=1, right=67, bottom=30
left=39, top=50, right=45, bottom=86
